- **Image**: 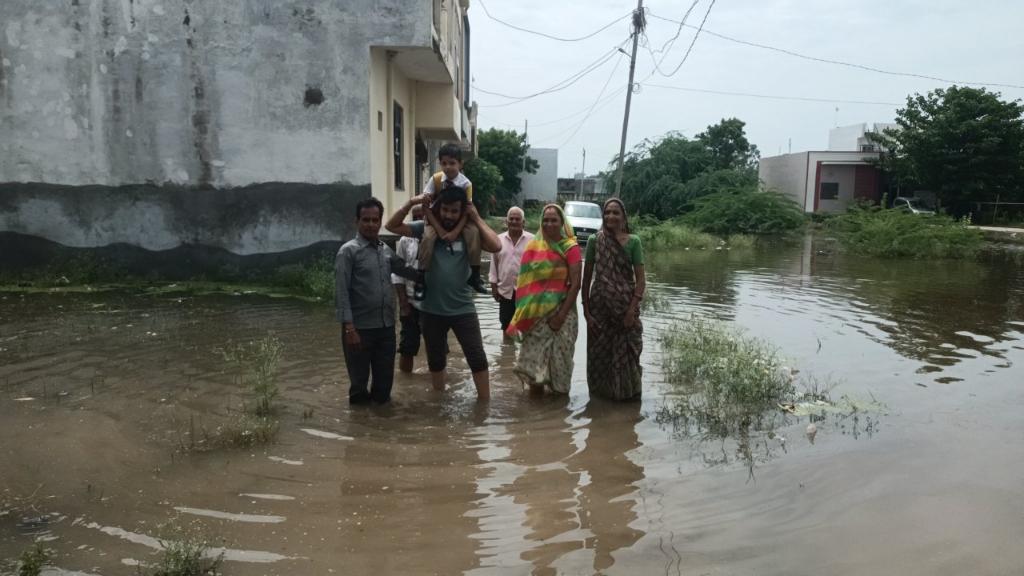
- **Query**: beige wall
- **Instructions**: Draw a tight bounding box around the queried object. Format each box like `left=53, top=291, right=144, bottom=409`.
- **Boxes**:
left=817, top=164, right=858, bottom=213
left=369, top=49, right=419, bottom=218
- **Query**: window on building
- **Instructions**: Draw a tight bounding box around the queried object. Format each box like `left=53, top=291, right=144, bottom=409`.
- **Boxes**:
left=820, top=182, right=839, bottom=200
left=861, top=144, right=876, bottom=152
left=393, top=101, right=404, bottom=190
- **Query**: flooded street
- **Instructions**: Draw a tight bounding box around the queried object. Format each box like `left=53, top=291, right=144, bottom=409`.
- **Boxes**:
left=2, top=237, right=1023, bottom=575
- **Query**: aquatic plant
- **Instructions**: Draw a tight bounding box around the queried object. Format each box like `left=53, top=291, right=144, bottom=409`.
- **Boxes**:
left=218, top=335, right=283, bottom=417
left=828, top=205, right=984, bottom=259
left=660, top=317, right=795, bottom=440
left=635, top=219, right=720, bottom=250
left=150, top=527, right=223, bottom=576
left=17, top=544, right=50, bottom=576
left=215, top=413, right=280, bottom=449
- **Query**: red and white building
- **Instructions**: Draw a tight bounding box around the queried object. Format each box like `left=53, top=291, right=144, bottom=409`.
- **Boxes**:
left=759, top=123, right=895, bottom=213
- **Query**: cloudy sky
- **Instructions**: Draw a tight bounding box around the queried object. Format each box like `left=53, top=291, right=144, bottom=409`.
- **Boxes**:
left=469, top=0, right=1024, bottom=177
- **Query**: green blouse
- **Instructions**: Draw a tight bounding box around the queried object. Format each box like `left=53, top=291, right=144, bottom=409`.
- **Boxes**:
left=585, top=234, right=644, bottom=266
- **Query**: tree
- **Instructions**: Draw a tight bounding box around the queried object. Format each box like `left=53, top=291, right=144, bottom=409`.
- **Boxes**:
left=462, top=157, right=502, bottom=216
left=870, top=86, right=1024, bottom=212
left=607, top=118, right=761, bottom=220
left=476, top=129, right=538, bottom=208
left=696, top=118, right=760, bottom=172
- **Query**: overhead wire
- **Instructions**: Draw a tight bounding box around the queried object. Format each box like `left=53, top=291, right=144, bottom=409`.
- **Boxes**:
left=474, top=37, right=630, bottom=107
left=656, top=0, right=717, bottom=78
left=553, top=54, right=627, bottom=148
left=646, top=12, right=1024, bottom=89
left=477, top=0, right=632, bottom=43
left=641, top=83, right=901, bottom=106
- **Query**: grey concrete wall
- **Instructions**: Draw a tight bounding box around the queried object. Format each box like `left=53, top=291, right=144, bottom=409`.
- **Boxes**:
left=520, top=148, right=557, bottom=204
left=759, top=152, right=809, bottom=211
left=0, top=0, right=432, bottom=258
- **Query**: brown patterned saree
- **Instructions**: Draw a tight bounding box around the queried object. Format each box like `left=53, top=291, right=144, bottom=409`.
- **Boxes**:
left=587, top=231, right=643, bottom=400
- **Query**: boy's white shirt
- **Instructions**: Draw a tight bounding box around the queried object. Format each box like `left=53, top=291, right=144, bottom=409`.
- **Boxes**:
left=423, top=172, right=472, bottom=197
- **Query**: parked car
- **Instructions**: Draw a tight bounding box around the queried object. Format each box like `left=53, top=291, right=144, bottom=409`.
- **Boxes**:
left=564, top=201, right=603, bottom=244
left=893, top=196, right=935, bottom=215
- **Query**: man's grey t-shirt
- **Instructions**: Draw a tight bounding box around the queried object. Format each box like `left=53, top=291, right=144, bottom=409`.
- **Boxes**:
left=409, top=221, right=475, bottom=317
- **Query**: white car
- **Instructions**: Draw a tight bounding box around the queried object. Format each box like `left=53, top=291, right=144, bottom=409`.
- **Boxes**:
left=564, top=201, right=603, bottom=244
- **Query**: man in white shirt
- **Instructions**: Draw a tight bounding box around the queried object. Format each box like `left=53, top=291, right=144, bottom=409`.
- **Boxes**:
left=392, top=205, right=424, bottom=373
left=489, top=206, right=534, bottom=333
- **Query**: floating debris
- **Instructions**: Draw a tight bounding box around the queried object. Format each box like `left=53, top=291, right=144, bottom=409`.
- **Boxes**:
left=268, top=456, right=303, bottom=466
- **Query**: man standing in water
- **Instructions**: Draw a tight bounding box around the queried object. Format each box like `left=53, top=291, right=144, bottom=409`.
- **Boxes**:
left=489, top=206, right=533, bottom=334
left=336, top=197, right=415, bottom=405
left=385, top=186, right=501, bottom=401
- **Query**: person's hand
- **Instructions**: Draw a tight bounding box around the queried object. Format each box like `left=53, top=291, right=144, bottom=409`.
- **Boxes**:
left=491, top=285, right=501, bottom=302
left=466, top=203, right=481, bottom=221
left=441, top=230, right=459, bottom=243
left=411, top=194, right=430, bottom=206
left=623, top=306, right=638, bottom=329
left=547, top=311, right=566, bottom=332
left=344, top=327, right=362, bottom=350
left=400, top=302, right=412, bottom=317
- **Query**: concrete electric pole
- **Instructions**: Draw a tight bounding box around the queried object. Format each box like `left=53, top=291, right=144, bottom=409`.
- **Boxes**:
left=613, top=0, right=645, bottom=198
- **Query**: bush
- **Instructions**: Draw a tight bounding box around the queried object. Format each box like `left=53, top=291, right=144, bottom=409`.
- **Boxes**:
left=685, top=189, right=805, bottom=235
left=636, top=219, right=720, bottom=250
left=829, top=206, right=984, bottom=259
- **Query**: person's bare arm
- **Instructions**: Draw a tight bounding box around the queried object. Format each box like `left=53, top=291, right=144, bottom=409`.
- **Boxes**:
left=467, top=204, right=501, bottom=253
left=623, top=264, right=646, bottom=328
left=442, top=211, right=469, bottom=243
left=582, top=258, right=595, bottom=324
left=385, top=196, right=425, bottom=237
left=549, top=261, right=582, bottom=331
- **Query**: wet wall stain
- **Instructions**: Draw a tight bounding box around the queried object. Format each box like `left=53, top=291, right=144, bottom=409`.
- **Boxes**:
left=0, top=182, right=370, bottom=270
left=183, top=4, right=214, bottom=188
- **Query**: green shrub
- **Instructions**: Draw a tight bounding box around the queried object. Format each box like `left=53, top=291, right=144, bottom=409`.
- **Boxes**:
left=300, top=255, right=334, bottom=301
left=636, top=220, right=719, bottom=250
left=151, top=528, right=223, bottom=576
left=829, top=206, right=984, bottom=259
left=685, top=189, right=805, bottom=235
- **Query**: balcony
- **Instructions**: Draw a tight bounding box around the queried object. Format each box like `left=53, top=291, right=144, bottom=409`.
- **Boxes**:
left=417, top=82, right=463, bottom=142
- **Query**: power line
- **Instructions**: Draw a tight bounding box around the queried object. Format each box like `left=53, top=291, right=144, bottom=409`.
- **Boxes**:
left=477, top=0, right=632, bottom=43
left=642, top=82, right=901, bottom=106
left=475, top=38, right=630, bottom=107
left=658, top=0, right=717, bottom=78
left=647, top=12, right=1024, bottom=90
left=555, top=55, right=627, bottom=148
left=640, top=0, right=700, bottom=76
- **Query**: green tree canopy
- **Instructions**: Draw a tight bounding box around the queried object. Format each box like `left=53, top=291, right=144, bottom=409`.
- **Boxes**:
left=462, top=157, right=502, bottom=216
left=870, top=86, right=1024, bottom=210
left=476, top=128, right=538, bottom=208
left=607, top=118, right=761, bottom=219
left=696, top=117, right=760, bottom=172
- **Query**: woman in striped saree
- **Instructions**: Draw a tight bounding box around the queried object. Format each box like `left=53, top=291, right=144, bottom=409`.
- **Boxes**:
left=505, top=204, right=583, bottom=394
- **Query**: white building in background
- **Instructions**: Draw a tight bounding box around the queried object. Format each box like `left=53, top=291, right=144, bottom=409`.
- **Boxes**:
left=520, top=148, right=558, bottom=205
left=828, top=123, right=897, bottom=152
left=760, top=122, right=894, bottom=214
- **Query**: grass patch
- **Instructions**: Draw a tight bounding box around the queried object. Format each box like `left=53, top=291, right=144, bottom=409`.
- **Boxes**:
left=657, top=317, right=885, bottom=472
left=17, top=544, right=50, bottom=576
left=829, top=205, right=984, bottom=259
left=660, top=317, right=796, bottom=439
left=214, top=413, right=280, bottom=448
left=634, top=218, right=756, bottom=251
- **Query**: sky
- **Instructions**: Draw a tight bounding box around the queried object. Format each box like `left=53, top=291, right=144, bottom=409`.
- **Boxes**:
left=469, top=0, right=1024, bottom=177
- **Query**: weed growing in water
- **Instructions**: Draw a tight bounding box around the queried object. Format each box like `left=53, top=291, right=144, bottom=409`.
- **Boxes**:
left=218, top=335, right=283, bottom=417
left=17, top=543, right=50, bottom=576
left=148, top=524, right=223, bottom=576
left=215, top=412, right=280, bottom=448
left=661, top=317, right=795, bottom=437
left=828, top=204, right=984, bottom=259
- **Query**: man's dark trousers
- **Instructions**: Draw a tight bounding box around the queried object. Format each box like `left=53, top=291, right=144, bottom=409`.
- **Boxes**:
left=342, top=327, right=396, bottom=404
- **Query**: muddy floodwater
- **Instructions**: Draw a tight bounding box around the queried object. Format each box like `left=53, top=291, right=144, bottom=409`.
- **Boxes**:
left=2, top=237, right=1023, bottom=575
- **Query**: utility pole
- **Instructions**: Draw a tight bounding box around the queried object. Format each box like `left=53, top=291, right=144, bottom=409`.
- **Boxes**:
left=613, top=0, right=645, bottom=198
left=577, top=148, right=586, bottom=200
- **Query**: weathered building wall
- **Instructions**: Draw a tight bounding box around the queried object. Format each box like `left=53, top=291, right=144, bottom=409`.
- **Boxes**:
left=0, top=0, right=433, bottom=260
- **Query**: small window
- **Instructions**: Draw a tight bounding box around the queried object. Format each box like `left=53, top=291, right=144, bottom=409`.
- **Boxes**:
left=820, top=182, right=839, bottom=200
left=861, top=144, right=876, bottom=152
left=378, top=111, right=383, bottom=132
left=393, top=101, right=404, bottom=190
